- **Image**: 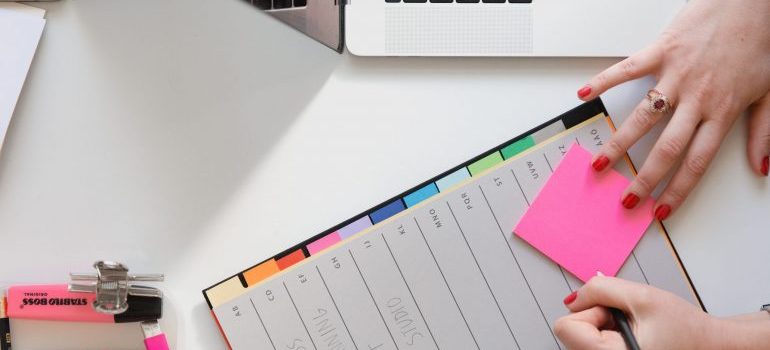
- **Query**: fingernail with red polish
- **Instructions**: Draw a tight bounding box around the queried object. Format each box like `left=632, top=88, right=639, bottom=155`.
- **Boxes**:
left=622, top=193, right=640, bottom=209
left=762, top=156, right=769, bottom=177
left=577, top=85, right=592, bottom=99
left=563, top=291, right=578, bottom=305
left=592, top=155, right=610, bottom=172
left=655, top=204, right=671, bottom=221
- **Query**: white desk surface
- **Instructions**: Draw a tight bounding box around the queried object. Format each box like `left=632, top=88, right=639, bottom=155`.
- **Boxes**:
left=0, top=1, right=767, bottom=349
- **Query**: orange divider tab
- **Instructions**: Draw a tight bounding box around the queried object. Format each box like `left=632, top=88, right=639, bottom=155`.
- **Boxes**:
left=243, top=259, right=280, bottom=286
left=276, top=249, right=305, bottom=270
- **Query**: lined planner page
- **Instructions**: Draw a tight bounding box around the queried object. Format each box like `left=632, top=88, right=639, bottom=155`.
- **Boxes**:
left=212, top=116, right=697, bottom=350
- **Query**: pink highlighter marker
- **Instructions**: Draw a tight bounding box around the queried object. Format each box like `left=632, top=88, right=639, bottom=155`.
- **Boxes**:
left=6, top=284, right=162, bottom=323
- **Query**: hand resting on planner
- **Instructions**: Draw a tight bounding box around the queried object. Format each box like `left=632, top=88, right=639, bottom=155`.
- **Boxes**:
left=576, top=0, right=770, bottom=220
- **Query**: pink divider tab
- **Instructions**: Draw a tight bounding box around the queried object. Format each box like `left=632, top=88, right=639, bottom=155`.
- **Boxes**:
left=307, top=232, right=342, bottom=255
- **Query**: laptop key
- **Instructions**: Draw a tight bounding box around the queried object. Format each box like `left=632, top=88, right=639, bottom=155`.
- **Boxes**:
left=508, top=0, right=533, bottom=2
left=403, top=0, right=428, bottom=3
left=273, top=0, right=292, bottom=8
left=482, top=0, right=506, bottom=2
left=254, top=0, right=272, bottom=9
left=430, top=0, right=454, bottom=3
left=456, top=0, right=480, bottom=3
left=385, top=0, right=401, bottom=3
left=294, top=0, right=307, bottom=6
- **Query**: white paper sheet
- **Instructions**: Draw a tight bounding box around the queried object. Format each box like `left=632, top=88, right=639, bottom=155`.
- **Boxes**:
left=0, top=3, right=45, bottom=154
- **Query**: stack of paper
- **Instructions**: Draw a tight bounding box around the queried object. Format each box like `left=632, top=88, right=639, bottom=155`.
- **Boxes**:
left=0, top=3, right=45, bottom=154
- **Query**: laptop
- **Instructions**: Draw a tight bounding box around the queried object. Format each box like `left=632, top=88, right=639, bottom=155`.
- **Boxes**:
left=253, top=0, right=685, bottom=56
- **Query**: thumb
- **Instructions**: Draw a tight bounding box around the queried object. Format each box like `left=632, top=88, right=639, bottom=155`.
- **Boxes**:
left=564, top=276, right=652, bottom=314
left=747, top=93, right=770, bottom=177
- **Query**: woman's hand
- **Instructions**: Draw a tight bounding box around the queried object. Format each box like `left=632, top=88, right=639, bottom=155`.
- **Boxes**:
left=554, top=277, right=770, bottom=350
left=577, top=0, right=770, bottom=220
left=554, top=277, right=717, bottom=349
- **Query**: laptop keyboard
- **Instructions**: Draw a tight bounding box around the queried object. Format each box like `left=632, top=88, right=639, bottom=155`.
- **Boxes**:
left=249, top=0, right=528, bottom=8
left=386, top=0, right=531, bottom=2
left=246, top=0, right=528, bottom=10
left=250, top=0, right=306, bottom=10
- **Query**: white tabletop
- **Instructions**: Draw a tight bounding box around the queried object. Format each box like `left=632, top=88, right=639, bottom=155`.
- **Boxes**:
left=1, top=0, right=768, bottom=349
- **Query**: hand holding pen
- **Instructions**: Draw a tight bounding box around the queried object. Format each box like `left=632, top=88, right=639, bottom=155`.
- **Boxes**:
left=554, top=276, right=717, bottom=349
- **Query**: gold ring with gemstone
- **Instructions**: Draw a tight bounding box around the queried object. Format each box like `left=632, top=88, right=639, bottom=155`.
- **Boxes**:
left=647, top=89, right=671, bottom=113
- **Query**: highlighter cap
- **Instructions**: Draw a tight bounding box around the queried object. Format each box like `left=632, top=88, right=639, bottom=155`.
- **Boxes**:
left=114, top=294, right=163, bottom=323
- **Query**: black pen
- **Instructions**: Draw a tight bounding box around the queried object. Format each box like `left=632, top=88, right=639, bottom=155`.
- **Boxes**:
left=609, top=307, right=640, bottom=350
left=597, top=272, right=640, bottom=350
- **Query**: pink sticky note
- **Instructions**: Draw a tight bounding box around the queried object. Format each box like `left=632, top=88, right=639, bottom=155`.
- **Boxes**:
left=514, top=144, right=655, bottom=282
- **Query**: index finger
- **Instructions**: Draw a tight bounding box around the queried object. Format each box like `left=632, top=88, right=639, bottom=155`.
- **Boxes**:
left=566, top=276, right=651, bottom=313
left=578, top=44, right=663, bottom=101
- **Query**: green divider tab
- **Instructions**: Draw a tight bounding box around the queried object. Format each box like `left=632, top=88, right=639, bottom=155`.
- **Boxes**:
left=501, top=135, right=535, bottom=159
left=468, top=152, right=504, bottom=176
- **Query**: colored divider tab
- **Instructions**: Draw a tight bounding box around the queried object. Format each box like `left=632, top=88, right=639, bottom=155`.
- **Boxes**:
left=369, top=199, right=405, bottom=224
left=403, top=183, right=439, bottom=207
left=307, top=232, right=342, bottom=255
left=532, top=120, right=567, bottom=143
left=243, top=259, right=280, bottom=286
left=436, top=168, right=470, bottom=192
left=205, top=276, right=245, bottom=308
left=338, top=216, right=373, bottom=239
left=468, top=152, right=504, bottom=176
left=276, top=249, right=306, bottom=270
left=501, top=136, right=535, bottom=159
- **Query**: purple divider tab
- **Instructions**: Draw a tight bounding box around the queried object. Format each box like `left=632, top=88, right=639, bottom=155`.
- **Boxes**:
left=337, top=216, right=373, bottom=239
